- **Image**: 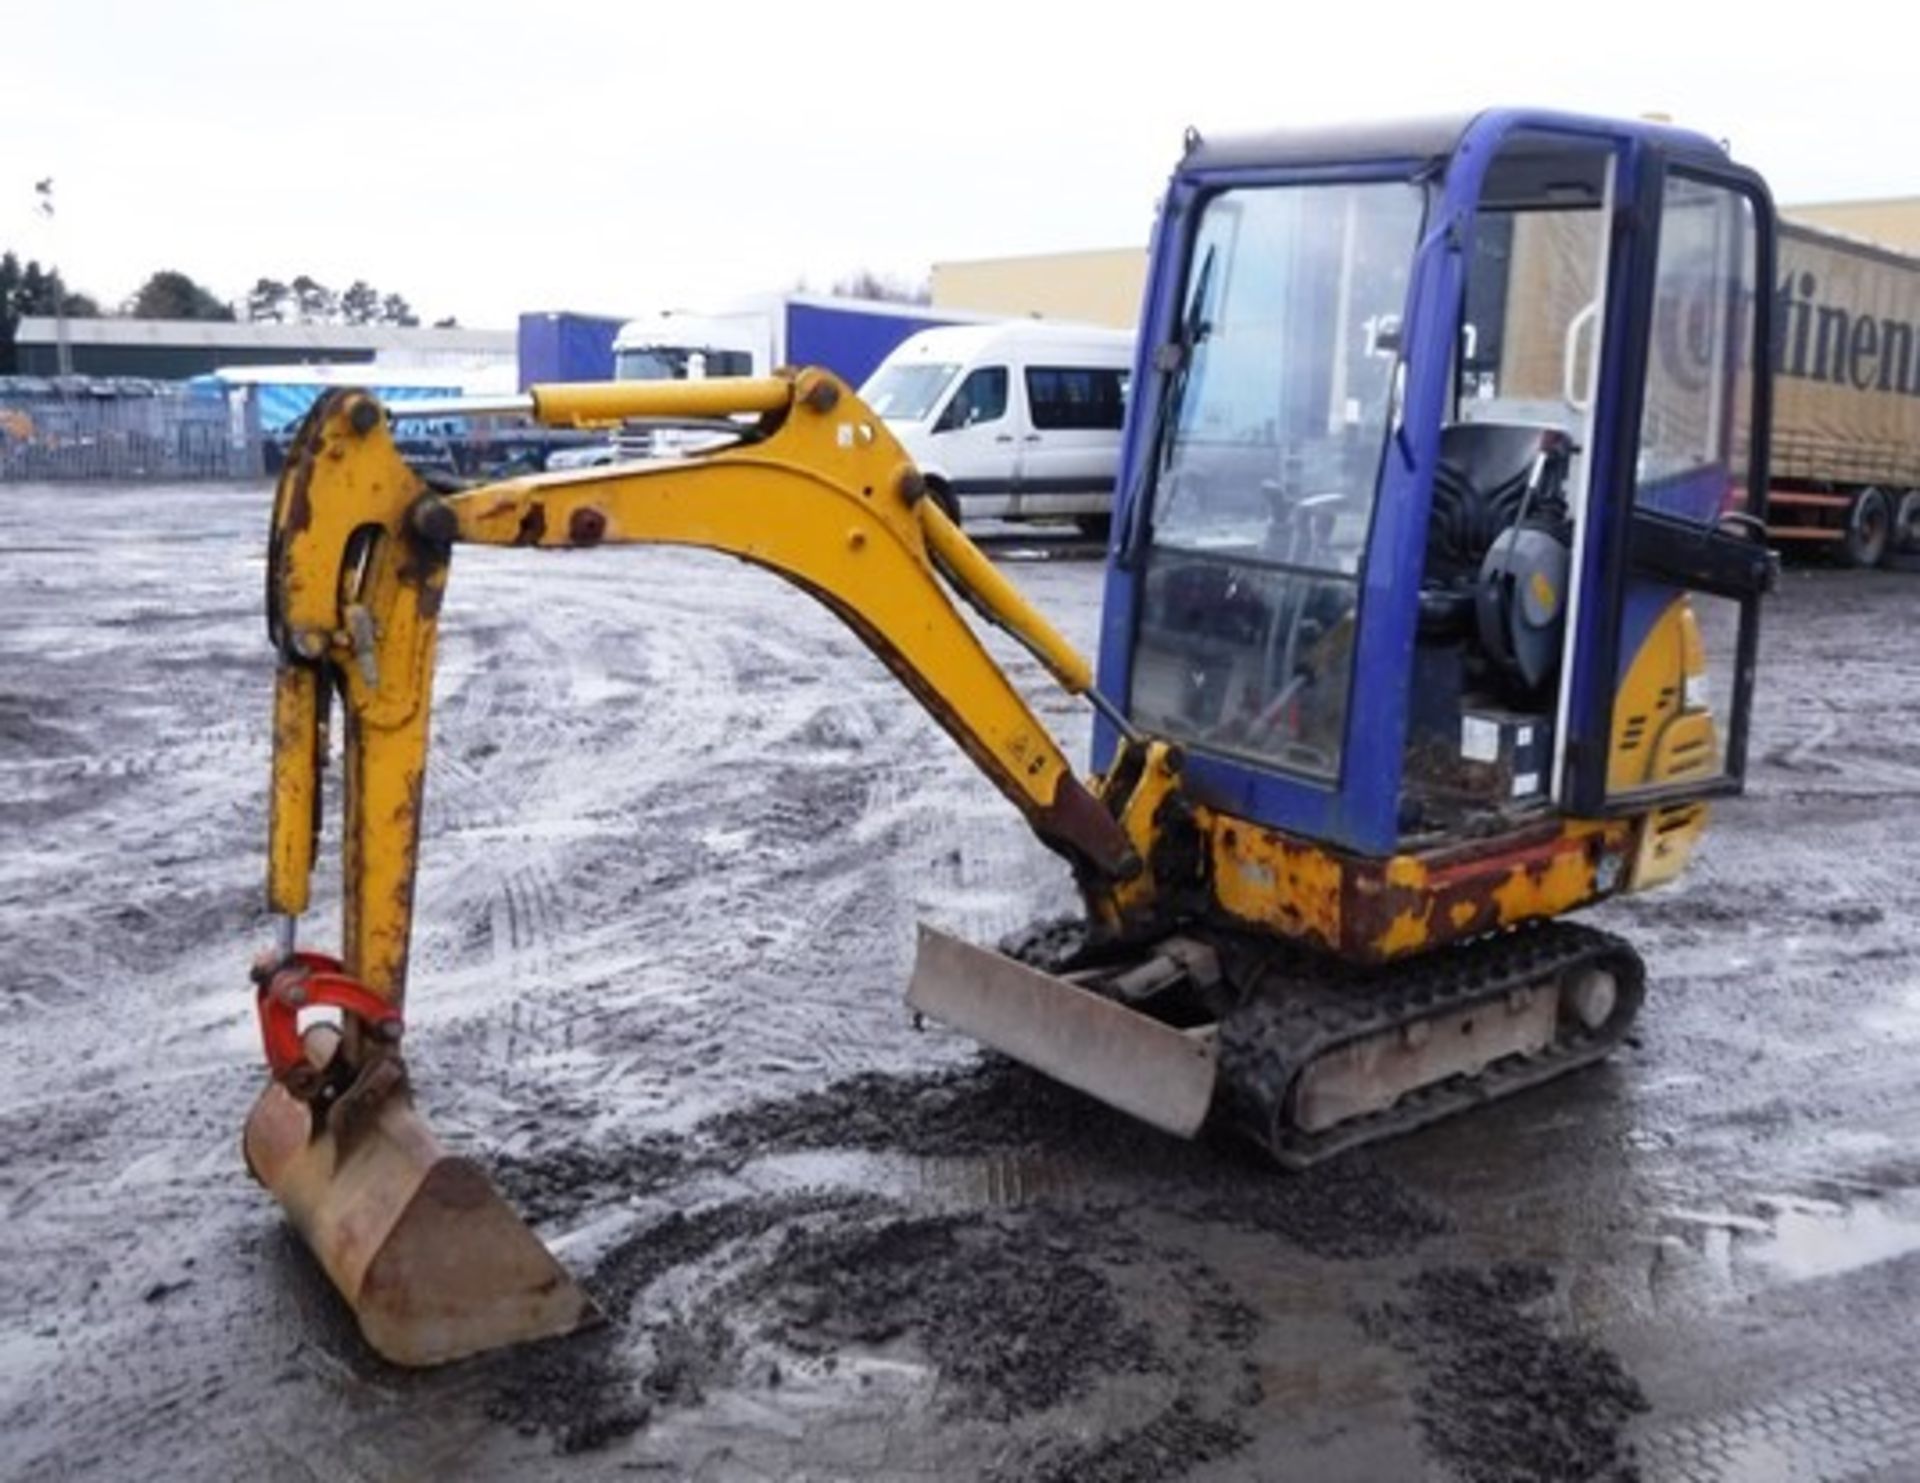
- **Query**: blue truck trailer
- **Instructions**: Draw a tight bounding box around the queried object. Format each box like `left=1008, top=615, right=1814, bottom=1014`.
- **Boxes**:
left=516, top=311, right=626, bottom=390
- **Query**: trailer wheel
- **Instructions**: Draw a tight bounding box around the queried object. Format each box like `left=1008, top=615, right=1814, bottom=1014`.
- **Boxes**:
left=1843, top=487, right=1891, bottom=568
left=1893, top=489, right=1920, bottom=556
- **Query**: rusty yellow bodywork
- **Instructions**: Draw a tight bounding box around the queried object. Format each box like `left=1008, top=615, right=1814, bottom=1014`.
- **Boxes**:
left=267, top=408, right=449, bottom=1006
left=1100, top=779, right=1636, bottom=964
left=1087, top=740, right=1638, bottom=965
left=1208, top=812, right=1637, bottom=962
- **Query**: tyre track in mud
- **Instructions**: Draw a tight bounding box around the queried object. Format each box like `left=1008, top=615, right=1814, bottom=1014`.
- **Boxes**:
left=9, top=491, right=1920, bottom=1480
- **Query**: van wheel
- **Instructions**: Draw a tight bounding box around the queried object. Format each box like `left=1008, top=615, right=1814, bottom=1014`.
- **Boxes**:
left=1893, top=489, right=1920, bottom=556
left=1076, top=515, right=1112, bottom=541
left=1843, top=487, right=1891, bottom=568
left=925, top=479, right=960, bottom=526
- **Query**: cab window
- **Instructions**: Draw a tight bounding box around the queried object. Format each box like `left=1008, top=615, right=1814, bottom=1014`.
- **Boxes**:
left=1131, top=180, right=1426, bottom=781
left=933, top=366, right=1009, bottom=432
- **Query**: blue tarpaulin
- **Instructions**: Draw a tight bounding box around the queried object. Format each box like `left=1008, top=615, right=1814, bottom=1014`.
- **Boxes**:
left=187, top=374, right=465, bottom=434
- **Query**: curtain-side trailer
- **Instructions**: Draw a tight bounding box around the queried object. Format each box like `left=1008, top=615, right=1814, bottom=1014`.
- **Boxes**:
left=1764, top=221, right=1920, bottom=564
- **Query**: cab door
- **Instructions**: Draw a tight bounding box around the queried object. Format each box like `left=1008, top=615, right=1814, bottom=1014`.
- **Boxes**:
left=1565, top=161, right=1777, bottom=818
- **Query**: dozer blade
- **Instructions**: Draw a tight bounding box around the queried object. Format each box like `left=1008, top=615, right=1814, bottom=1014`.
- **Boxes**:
left=243, top=1047, right=600, bottom=1367
left=906, top=923, right=1218, bottom=1138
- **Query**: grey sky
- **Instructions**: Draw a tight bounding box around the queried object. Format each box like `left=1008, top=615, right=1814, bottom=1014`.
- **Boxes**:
left=4, top=1, right=1911, bottom=326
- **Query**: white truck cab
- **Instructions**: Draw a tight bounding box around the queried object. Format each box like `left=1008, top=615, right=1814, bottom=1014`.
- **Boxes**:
left=612, top=311, right=765, bottom=381
left=861, top=321, right=1134, bottom=530
left=565, top=312, right=767, bottom=463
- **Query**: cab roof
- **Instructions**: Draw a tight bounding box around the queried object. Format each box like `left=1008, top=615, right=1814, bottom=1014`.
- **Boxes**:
left=1180, top=109, right=1731, bottom=176
left=1183, top=115, right=1474, bottom=174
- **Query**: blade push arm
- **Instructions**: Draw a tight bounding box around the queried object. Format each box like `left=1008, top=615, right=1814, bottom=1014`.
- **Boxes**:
left=264, top=371, right=1137, bottom=1016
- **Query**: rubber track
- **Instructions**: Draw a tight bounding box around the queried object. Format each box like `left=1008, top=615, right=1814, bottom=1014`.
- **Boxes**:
left=1215, top=920, right=1646, bottom=1169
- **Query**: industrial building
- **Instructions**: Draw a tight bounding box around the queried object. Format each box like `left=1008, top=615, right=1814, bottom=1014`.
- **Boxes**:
left=1789, top=197, right=1920, bottom=254
left=929, top=248, right=1147, bottom=330
left=12, top=316, right=514, bottom=379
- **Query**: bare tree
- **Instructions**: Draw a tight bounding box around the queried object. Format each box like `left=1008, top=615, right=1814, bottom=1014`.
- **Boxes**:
left=831, top=269, right=932, bottom=304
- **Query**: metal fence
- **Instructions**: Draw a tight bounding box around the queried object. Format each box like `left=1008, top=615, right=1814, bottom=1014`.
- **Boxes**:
left=0, top=378, right=259, bottom=481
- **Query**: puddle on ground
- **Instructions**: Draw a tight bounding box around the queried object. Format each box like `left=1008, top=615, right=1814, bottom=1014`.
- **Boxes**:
left=1658, top=1186, right=1920, bottom=1292
left=1747, top=1192, right=1920, bottom=1281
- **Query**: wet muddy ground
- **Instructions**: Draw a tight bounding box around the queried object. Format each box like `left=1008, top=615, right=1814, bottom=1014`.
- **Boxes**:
left=4, top=482, right=1920, bottom=1481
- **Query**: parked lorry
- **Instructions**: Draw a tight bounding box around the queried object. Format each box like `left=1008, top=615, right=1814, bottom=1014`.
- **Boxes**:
left=1761, top=221, right=1920, bottom=563
left=545, top=294, right=1005, bottom=467
left=614, top=293, right=996, bottom=388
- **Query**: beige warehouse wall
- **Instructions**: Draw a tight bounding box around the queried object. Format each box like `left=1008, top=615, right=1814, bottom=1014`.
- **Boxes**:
left=1786, top=198, right=1920, bottom=255
left=930, top=248, right=1149, bottom=330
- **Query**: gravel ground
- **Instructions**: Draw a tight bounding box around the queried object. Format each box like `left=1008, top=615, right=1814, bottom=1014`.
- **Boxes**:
left=4, top=482, right=1920, bottom=1480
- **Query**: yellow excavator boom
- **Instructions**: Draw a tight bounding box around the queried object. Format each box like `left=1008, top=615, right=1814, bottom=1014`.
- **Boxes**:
left=246, top=371, right=1155, bottom=1365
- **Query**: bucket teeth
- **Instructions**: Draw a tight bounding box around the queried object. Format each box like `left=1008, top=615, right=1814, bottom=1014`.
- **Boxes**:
left=244, top=1076, right=600, bottom=1366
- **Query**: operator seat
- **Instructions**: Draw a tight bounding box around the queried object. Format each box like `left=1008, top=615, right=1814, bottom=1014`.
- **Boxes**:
left=1419, top=421, right=1571, bottom=638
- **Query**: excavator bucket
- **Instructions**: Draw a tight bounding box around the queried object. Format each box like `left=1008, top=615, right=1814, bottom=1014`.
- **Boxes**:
left=906, top=924, right=1219, bottom=1138
left=242, top=1032, right=600, bottom=1367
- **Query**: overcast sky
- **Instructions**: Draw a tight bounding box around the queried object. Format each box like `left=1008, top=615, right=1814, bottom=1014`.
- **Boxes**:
left=4, top=1, right=1914, bottom=326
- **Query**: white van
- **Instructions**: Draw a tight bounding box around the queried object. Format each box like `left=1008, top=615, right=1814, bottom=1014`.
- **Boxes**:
left=860, top=322, right=1135, bottom=531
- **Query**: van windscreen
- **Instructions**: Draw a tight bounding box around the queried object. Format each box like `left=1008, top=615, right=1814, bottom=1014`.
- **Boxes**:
left=863, top=362, right=960, bottom=421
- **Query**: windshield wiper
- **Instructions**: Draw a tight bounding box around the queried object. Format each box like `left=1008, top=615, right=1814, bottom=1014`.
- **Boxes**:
left=1118, top=243, right=1215, bottom=569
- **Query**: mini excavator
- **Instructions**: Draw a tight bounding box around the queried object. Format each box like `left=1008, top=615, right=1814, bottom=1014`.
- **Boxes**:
left=243, top=110, right=1779, bottom=1364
